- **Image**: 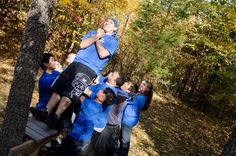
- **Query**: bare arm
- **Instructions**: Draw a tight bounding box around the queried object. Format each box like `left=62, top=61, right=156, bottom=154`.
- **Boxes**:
left=80, top=35, right=99, bottom=49
left=79, top=96, right=85, bottom=102
left=83, top=87, right=92, bottom=98
left=80, top=28, right=105, bottom=49
left=95, top=40, right=110, bottom=59
left=80, top=87, right=93, bottom=102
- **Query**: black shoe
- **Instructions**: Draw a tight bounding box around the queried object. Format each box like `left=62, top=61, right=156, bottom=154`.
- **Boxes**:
left=45, top=114, right=64, bottom=131
left=30, top=107, right=48, bottom=121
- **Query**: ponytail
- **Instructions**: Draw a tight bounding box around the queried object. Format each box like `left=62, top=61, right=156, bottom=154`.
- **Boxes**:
left=141, top=81, right=153, bottom=111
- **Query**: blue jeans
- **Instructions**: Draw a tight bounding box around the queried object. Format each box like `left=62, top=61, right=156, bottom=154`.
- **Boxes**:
left=118, top=123, right=133, bottom=156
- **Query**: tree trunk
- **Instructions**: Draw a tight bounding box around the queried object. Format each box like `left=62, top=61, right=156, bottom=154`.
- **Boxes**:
left=177, top=65, right=193, bottom=99
left=160, top=1, right=172, bottom=34
left=0, top=0, right=56, bottom=154
left=197, top=73, right=216, bottom=110
left=119, top=12, right=132, bottom=40
left=219, top=96, right=226, bottom=118
left=221, top=129, right=236, bottom=156
left=187, top=70, right=201, bottom=102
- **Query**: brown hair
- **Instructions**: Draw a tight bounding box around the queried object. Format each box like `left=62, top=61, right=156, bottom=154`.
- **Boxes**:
left=141, top=80, right=153, bottom=111
left=40, top=53, right=54, bottom=70
left=103, top=88, right=116, bottom=106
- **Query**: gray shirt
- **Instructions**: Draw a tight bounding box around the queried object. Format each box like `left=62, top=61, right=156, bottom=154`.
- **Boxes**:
left=107, top=100, right=128, bottom=125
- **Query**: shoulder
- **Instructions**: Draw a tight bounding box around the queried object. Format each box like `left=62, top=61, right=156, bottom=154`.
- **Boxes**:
left=40, top=71, right=47, bottom=76
left=133, top=94, right=147, bottom=103
left=95, top=83, right=106, bottom=89
left=95, top=75, right=107, bottom=84
left=98, top=76, right=107, bottom=84
left=53, top=70, right=61, bottom=75
left=105, top=84, right=118, bottom=96
left=39, top=71, right=48, bottom=79
left=106, top=35, right=118, bottom=43
left=117, top=89, right=128, bottom=97
left=135, top=94, right=147, bottom=99
left=82, top=97, right=94, bottom=104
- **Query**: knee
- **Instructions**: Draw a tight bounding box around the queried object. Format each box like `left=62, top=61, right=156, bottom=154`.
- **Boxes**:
left=60, top=97, right=72, bottom=109
left=122, top=135, right=130, bottom=144
left=55, top=93, right=62, bottom=100
left=51, top=92, right=62, bottom=102
left=122, top=139, right=130, bottom=145
left=121, top=141, right=130, bottom=148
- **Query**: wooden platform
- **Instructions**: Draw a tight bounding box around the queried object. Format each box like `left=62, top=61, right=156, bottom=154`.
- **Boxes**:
left=8, top=117, right=59, bottom=156
left=25, top=117, right=58, bottom=141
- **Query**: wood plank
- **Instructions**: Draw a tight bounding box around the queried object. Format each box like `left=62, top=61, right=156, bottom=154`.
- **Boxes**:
left=27, top=117, right=57, bottom=135
left=25, top=126, right=44, bottom=141
left=25, top=117, right=58, bottom=141
left=8, top=117, right=60, bottom=156
left=8, top=133, right=58, bottom=156
left=27, top=117, right=58, bottom=135
left=27, top=117, right=48, bottom=130
left=8, top=140, right=35, bottom=156
left=26, top=121, right=50, bottom=138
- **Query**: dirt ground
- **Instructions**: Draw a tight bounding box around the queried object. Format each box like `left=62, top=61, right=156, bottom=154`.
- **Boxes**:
left=0, top=59, right=233, bottom=156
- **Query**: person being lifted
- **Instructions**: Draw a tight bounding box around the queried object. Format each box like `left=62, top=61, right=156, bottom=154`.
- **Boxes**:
left=30, top=18, right=119, bottom=126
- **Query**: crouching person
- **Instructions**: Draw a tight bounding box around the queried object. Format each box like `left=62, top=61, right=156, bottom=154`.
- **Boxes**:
left=57, top=88, right=116, bottom=156
left=32, top=53, right=60, bottom=111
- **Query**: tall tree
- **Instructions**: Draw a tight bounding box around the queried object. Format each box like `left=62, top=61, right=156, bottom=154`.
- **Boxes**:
left=221, top=128, right=236, bottom=156
left=173, top=0, right=236, bottom=109
left=116, top=0, right=187, bottom=83
left=0, top=0, right=56, bottom=154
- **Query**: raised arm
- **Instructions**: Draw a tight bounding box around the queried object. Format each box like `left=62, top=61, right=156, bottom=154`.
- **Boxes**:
left=95, top=40, right=110, bottom=59
left=80, top=35, right=99, bottom=49
left=83, top=87, right=92, bottom=98
left=80, top=28, right=105, bottom=49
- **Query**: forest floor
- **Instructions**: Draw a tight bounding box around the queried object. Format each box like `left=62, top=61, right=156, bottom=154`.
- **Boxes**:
left=0, top=59, right=234, bottom=156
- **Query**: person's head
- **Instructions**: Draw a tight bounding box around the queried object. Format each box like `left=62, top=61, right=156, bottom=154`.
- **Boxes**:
left=139, top=80, right=153, bottom=95
left=120, top=81, right=138, bottom=94
left=120, top=81, right=138, bottom=101
left=103, top=18, right=118, bottom=35
left=66, top=52, right=76, bottom=65
left=55, top=61, right=63, bottom=72
left=139, top=80, right=153, bottom=111
left=96, top=88, right=116, bottom=106
left=40, top=53, right=57, bottom=71
left=106, top=71, right=126, bottom=87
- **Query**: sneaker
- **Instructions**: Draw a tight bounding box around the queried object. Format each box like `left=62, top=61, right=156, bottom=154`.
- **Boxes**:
left=45, top=114, right=64, bottom=131
left=29, top=107, right=48, bottom=121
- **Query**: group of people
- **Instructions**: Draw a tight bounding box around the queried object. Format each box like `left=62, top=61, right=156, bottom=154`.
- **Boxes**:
left=29, top=17, right=153, bottom=156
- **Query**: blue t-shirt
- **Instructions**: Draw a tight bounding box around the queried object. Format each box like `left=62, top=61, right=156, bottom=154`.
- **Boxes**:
left=74, top=30, right=118, bottom=75
left=88, top=77, right=118, bottom=129
left=93, top=104, right=113, bottom=129
left=89, top=83, right=118, bottom=100
left=122, top=94, right=147, bottom=127
left=97, top=75, right=107, bottom=84
left=69, top=98, right=103, bottom=141
left=36, top=70, right=60, bottom=109
left=93, top=90, right=128, bottom=129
